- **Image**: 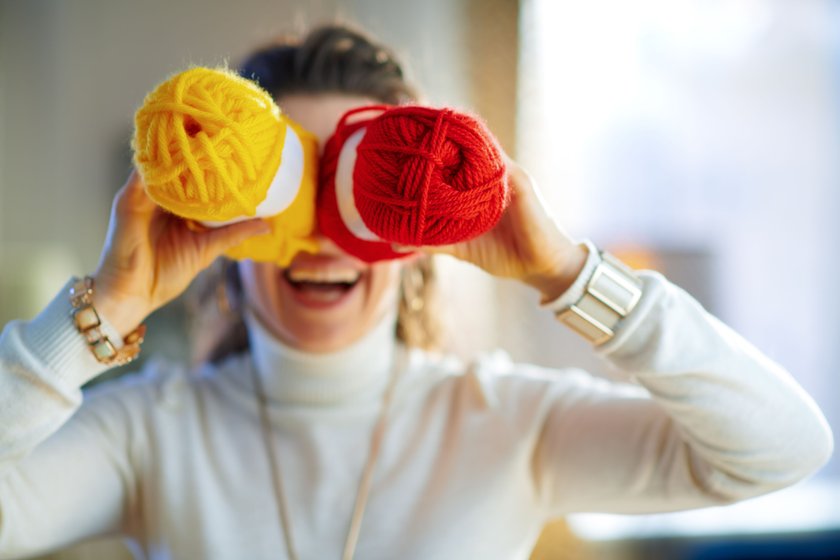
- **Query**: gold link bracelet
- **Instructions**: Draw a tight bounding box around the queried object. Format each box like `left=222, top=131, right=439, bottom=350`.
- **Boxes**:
left=69, top=276, right=146, bottom=365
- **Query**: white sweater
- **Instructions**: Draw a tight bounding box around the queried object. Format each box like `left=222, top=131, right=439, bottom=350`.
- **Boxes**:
left=0, top=264, right=833, bottom=559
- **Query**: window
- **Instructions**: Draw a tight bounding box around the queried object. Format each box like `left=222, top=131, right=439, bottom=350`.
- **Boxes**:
left=518, top=0, right=840, bottom=539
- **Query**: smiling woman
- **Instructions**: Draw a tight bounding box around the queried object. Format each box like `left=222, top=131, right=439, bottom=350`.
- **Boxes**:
left=241, top=95, right=404, bottom=353
left=191, top=35, right=443, bottom=361
left=0, top=22, right=833, bottom=560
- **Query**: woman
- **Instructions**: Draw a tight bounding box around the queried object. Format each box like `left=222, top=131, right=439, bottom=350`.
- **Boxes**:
left=0, top=25, right=832, bottom=560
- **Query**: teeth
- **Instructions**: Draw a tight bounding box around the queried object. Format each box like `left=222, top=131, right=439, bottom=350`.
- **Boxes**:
left=286, top=268, right=361, bottom=284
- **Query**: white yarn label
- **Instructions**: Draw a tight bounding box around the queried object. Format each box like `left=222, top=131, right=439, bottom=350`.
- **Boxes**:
left=336, top=127, right=383, bottom=242
left=201, top=124, right=306, bottom=227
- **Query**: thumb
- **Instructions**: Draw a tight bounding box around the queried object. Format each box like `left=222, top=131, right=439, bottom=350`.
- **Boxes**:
left=202, top=219, right=272, bottom=258
left=392, top=243, right=457, bottom=257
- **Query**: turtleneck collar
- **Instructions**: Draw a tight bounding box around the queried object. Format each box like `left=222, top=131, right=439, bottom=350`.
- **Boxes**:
left=244, top=308, right=399, bottom=406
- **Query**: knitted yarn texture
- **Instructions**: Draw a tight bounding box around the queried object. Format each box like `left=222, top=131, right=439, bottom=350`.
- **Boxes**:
left=319, top=105, right=509, bottom=262
left=132, top=67, right=318, bottom=266
left=318, top=107, right=413, bottom=262
left=356, top=106, right=509, bottom=246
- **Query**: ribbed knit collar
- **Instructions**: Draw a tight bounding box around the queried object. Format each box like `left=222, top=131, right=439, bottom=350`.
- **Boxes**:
left=244, top=308, right=398, bottom=406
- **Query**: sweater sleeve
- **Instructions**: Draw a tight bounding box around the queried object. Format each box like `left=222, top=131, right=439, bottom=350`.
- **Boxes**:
left=527, top=271, right=834, bottom=515
left=0, top=281, right=142, bottom=557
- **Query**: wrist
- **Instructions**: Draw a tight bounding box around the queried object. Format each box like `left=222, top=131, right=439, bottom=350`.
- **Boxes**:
left=21, top=278, right=113, bottom=386
left=90, top=276, right=150, bottom=338
left=524, top=242, right=590, bottom=302
left=69, top=276, right=146, bottom=365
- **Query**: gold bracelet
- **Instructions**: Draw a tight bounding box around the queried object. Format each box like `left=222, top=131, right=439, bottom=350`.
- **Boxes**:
left=69, top=276, right=146, bottom=365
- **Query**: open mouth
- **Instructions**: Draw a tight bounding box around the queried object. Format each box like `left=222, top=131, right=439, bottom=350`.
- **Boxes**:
left=282, top=267, right=363, bottom=304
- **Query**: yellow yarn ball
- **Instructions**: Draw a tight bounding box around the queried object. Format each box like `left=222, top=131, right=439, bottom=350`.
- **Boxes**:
left=133, top=66, right=288, bottom=222
left=132, top=66, right=319, bottom=266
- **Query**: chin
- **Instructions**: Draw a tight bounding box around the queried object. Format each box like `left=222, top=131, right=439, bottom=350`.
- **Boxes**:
left=284, top=323, right=360, bottom=353
left=265, top=266, right=366, bottom=352
left=241, top=249, right=400, bottom=353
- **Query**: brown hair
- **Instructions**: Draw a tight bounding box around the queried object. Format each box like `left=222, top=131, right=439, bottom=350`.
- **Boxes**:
left=239, top=25, right=418, bottom=104
left=190, top=24, right=443, bottom=365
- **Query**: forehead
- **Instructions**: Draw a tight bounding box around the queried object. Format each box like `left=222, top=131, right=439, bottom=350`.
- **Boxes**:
left=278, top=93, right=378, bottom=150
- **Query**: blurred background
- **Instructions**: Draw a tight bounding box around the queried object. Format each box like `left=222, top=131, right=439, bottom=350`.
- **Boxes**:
left=1, top=0, right=839, bottom=558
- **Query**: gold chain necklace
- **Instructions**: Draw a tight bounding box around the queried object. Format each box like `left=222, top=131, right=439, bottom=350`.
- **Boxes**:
left=250, top=352, right=404, bottom=560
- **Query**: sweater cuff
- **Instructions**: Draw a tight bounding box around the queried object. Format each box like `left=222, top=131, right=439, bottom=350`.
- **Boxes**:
left=539, top=239, right=600, bottom=311
left=20, top=278, right=113, bottom=388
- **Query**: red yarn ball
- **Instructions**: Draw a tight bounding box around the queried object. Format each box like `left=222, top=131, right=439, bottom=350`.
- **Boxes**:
left=317, top=106, right=413, bottom=263
left=353, top=106, right=509, bottom=246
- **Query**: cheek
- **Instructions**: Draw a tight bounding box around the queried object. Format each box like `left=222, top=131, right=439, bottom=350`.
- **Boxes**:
left=364, top=262, right=402, bottom=310
left=239, top=262, right=280, bottom=310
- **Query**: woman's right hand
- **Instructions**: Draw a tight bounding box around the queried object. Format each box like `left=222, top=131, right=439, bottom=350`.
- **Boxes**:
left=92, top=171, right=271, bottom=336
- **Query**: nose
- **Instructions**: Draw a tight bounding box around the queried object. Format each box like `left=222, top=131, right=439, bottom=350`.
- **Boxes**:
left=309, top=221, right=355, bottom=260
left=314, top=231, right=339, bottom=254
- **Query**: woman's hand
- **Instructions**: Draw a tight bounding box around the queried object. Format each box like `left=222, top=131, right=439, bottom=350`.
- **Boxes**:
left=403, top=158, right=588, bottom=302
left=92, top=171, right=270, bottom=336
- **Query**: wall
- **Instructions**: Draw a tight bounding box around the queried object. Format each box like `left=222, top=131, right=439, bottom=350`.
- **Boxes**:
left=0, top=0, right=475, bottom=316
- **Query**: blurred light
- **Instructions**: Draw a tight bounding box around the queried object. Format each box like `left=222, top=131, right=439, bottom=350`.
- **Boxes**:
left=569, top=479, right=840, bottom=540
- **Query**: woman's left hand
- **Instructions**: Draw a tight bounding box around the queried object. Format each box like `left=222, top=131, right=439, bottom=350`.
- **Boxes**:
left=398, top=157, right=589, bottom=302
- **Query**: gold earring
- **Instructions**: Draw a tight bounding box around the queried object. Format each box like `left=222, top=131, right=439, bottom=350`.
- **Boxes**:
left=403, top=264, right=424, bottom=312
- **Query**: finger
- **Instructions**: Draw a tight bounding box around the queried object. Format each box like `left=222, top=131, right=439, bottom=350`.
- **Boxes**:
left=201, top=219, right=272, bottom=260
left=184, top=219, right=209, bottom=233
left=499, top=148, right=515, bottom=167
left=504, top=160, right=554, bottom=213
left=101, top=172, right=152, bottom=250
left=114, top=169, right=156, bottom=217
left=506, top=161, right=534, bottom=194
left=391, top=243, right=458, bottom=257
